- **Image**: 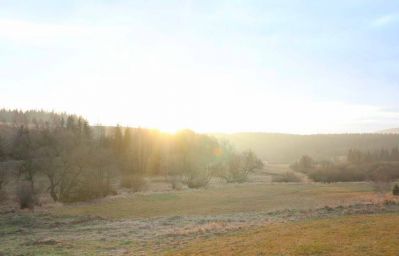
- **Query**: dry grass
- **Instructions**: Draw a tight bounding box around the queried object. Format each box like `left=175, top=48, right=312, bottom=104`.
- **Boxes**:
left=2, top=169, right=397, bottom=255
left=2, top=204, right=399, bottom=255
left=2, top=201, right=399, bottom=255
left=52, top=182, right=376, bottom=219
left=169, top=213, right=399, bottom=256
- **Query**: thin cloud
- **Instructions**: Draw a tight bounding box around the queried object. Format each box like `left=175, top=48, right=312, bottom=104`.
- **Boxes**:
left=370, top=14, right=398, bottom=28
left=0, top=19, right=88, bottom=39
left=0, top=19, right=126, bottom=46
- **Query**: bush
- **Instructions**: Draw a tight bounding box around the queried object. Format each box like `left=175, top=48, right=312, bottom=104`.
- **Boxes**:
left=16, top=181, right=34, bottom=209
left=183, top=168, right=211, bottom=188
left=185, top=175, right=210, bottom=189
left=307, top=163, right=366, bottom=183
left=393, top=184, right=399, bottom=196
left=368, top=163, right=399, bottom=183
left=222, top=150, right=263, bottom=183
left=0, top=190, right=7, bottom=202
left=272, top=172, right=302, bottom=183
left=224, top=172, right=248, bottom=183
left=58, top=168, right=115, bottom=203
left=120, top=175, right=147, bottom=192
left=302, top=161, right=399, bottom=183
left=290, top=155, right=315, bottom=174
left=0, top=166, right=7, bottom=202
left=169, top=175, right=183, bottom=190
left=0, top=164, right=9, bottom=201
left=0, top=167, right=7, bottom=191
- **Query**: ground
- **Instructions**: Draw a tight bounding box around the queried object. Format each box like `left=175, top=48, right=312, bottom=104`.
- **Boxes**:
left=52, top=182, right=375, bottom=219
left=1, top=165, right=399, bottom=255
left=170, top=213, right=399, bottom=256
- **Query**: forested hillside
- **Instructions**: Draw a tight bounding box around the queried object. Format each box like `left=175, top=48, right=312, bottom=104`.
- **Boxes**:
left=215, top=133, right=399, bottom=163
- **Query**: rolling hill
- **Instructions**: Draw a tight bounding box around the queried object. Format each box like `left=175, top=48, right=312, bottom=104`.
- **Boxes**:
left=214, top=132, right=399, bottom=163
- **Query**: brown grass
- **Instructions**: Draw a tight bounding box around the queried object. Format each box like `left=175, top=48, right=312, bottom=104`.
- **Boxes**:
left=52, top=183, right=376, bottom=219
left=169, top=213, right=399, bottom=256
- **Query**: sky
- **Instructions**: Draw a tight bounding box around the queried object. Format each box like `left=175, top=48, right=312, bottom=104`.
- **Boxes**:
left=1, top=0, right=399, bottom=134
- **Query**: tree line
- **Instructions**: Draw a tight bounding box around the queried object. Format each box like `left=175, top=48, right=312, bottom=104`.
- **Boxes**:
left=217, top=132, right=399, bottom=163
left=0, top=110, right=263, bottom=208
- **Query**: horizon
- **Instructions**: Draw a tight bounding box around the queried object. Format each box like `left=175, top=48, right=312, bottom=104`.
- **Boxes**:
left=1, top=107, right=398, bottom=135
left=2, top=1, right=399, bottom=133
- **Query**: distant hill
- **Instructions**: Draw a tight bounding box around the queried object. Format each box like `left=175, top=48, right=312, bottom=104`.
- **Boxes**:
left=377, top=128, right=399, bottom=134
left=213, top=132, right=399, bottom=163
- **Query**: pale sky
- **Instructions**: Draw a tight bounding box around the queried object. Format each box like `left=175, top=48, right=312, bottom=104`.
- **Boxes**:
left=1, top=0, right=399, bottom=134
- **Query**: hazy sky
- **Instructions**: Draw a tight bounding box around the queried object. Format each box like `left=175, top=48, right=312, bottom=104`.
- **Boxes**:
left=1, top=0, right=399, bottom=134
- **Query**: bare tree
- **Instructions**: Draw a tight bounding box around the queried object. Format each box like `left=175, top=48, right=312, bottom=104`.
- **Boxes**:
left=222, top=150, right=264, bottom=183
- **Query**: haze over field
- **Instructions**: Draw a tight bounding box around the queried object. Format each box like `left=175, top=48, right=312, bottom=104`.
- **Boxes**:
left=3, top=2, right=399, bottom=256
left=1, top=1, right=399, bottom=134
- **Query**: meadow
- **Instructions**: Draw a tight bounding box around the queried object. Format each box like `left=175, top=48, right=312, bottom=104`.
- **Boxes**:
left=2, top=169, right=398, bottom=256
left=169, top=213, right=399, bottom=256
left=52, top=182, right=374, bottom=219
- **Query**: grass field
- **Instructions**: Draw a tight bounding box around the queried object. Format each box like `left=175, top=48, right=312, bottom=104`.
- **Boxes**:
left=52, top=182, right=375, bottom=219
left=2, top=179, right=398, bottom=255
left=2, top=204, right=399, bottom=256
left=169, top=213, right=399, bottom=256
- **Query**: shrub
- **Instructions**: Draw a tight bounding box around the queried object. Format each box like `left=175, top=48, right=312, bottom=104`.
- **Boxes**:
left=120, top=175, right=147, bottom=192
left=368, top=163, right=399, bottom=183
left=185, top=175, right=210, bottom=189
left=272, top=172, right=302, bottom=183
left=0, top=164, right=10, bottom=202
left=384, top=199, right=397, bottom=206
left=290, top=155, right=315, bottom=174
left=0, top=166, right=7, bottom=202
left=222, top=150, right=263, bottom=183
left=0, top=167, right=7, bottom=191
left=58, top=168, right=115, bottom=203
left=393, top=184, right=399, bottom=196
left=307, top=163, right=366, bottom=183
left=16, top=181, right=34, bottom=209
left=169, top=175, right=184, bottom=190
left=224, top=172, right=249, bottom=183
left=303, top=161, right=399, bottom=183
left=0, top=190, right=7, bottom=202
left=183, top=168, right=211, bottom=188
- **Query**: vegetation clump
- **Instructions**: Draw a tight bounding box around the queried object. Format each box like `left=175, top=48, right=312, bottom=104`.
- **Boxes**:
left=0, top=164, right=8, bottom=202
left=120, top=174, right=147, bottom=192
left=16, top=181, right=35, bottom=209
left=219, top=150, right=264, bottom=183
left=393, top=184, right=399, bottom=196
left=272, top=171, right=302, bottom=183
left=293, top=149, right=399, bottom=184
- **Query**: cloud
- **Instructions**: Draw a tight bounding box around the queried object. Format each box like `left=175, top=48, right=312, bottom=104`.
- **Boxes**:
left=0, top=18, right=127, bottom=47
left=0, top=19, right=87, bottom=40
left=370, top=14, right=398, bottom=28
